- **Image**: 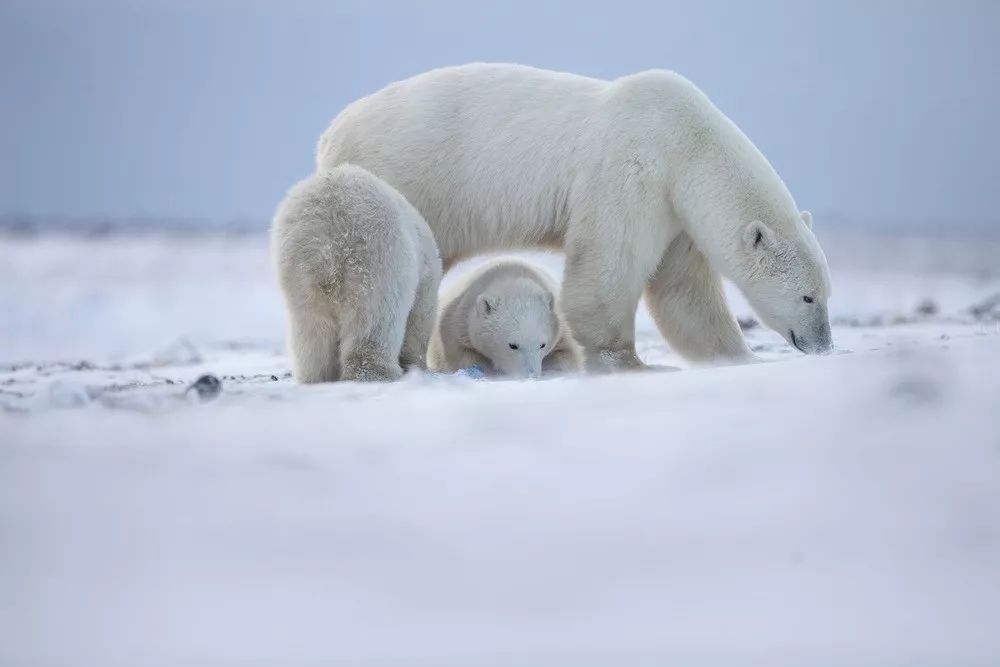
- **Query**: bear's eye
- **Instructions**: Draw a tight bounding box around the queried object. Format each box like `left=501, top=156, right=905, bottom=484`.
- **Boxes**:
left=539, top=342, right=546, bottom=349
left=803, top=296, right=814, bottom=304
left=509, top=343, right=519, bottom=350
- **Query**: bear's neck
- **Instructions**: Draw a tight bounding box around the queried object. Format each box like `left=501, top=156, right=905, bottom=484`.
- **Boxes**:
left=669, top=118, right=798, bottom=283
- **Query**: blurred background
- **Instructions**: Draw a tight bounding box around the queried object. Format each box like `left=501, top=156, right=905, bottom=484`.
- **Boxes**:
left=2, top=0, right=999, bottom=236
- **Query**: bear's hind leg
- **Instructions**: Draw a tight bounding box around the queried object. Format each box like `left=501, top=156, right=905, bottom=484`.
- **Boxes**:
left=340, top=329, right=406, bottom=382
left=398, top=258, right=441, bottom=371
left=338, top=291, right=408, bottom=383
left=288, top=311, right=341, bottom=383
left=644, top=232, right=753, bottom=364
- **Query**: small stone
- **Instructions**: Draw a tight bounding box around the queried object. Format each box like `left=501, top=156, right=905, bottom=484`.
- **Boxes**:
left=915, top=299, right=938, bottom=317
left=186, top=374, right=222, bottom=401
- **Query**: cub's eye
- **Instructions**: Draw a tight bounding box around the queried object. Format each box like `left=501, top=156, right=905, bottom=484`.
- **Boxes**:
left=509, top=343, right=519, bottom=350
left=803, top=296, right=814, bottom=303
left=539, top=343, right=546, bottom=349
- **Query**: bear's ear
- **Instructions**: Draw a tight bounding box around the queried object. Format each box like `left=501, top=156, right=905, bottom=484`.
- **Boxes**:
left=743, top=220, right=775, bottom=251
left=800, top=210, right=813, bottom=229
left=540, top=291, right=554, bottom=311
left=476, top=294, right=494, bottom=317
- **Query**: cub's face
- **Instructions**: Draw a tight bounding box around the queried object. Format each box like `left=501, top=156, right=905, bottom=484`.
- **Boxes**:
left=471, top=293, right=558, bottom=378
left=737, top=211, right=833, bottom=355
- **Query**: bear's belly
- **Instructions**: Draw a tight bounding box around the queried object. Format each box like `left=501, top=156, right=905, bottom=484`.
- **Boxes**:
left=387, top=174, right=573, bottom=267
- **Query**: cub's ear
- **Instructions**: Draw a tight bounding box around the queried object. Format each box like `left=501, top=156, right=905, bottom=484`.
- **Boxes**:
left=540, top=291, right=555, bottom=311
left=800, top=210, right=813, bottom=229
left=743, top=220, right=775, bottom=250
left=476, top=294, right=494, bottom=317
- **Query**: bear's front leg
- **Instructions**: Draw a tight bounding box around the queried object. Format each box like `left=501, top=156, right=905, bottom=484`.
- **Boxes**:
left=644, top=232, right=755, bottom=364
left=561, top=236, right=660, bottom=374
left=541, top=343, right=582, bottom=375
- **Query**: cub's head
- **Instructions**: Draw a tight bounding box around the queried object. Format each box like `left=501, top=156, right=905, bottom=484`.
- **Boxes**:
left=736, top=211, right=833, bottom=355
left=469, top=284, right=559, bottom=379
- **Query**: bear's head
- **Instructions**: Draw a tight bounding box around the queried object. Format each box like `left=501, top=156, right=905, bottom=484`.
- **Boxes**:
left=736, top=210, right=833, bottom=354
left=469, top=282, right=559, bottom=379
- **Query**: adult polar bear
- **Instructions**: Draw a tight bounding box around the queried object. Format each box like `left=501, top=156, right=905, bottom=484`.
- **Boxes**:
left=317, top=64, right=833, bottom=371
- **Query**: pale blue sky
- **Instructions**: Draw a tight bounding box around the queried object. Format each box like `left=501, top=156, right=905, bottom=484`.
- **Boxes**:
left=2, top=0, right=997, bottom=233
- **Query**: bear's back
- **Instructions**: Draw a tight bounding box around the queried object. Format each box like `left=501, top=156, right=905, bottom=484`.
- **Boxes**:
left=271, top=164, right=428, bottom=306
left=316, top=65, right=616, bottom=263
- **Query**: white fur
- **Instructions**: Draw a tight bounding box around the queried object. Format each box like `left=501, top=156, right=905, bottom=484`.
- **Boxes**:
left=271, top=164, right=441, bottom=383
left=317, top=63, right=833, bottom=369
left=428, top=259, right=582, bottom=378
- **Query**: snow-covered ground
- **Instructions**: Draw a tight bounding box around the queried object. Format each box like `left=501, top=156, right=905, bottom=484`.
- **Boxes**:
left=1, top=231, right=999, bottom=666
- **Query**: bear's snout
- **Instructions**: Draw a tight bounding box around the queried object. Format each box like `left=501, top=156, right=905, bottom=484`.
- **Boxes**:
left=790, top=324, right=833, bottom=355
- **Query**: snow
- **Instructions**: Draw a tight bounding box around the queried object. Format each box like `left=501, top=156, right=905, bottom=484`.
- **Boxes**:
left=1, top=231, right=999, bottom=666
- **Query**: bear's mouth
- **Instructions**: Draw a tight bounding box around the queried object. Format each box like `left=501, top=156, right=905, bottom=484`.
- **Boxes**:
left=790, top=329, right=805, bottom=353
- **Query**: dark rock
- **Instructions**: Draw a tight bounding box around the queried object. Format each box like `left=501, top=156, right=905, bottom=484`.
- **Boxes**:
left=187, top=374, right=222, bottom=401
left=915, top=299, right=938, bottom=317
left=969, top=293, right=1000, bottom=320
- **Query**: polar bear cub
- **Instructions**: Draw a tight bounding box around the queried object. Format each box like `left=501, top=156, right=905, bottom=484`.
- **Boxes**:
left=272, top=164, right=442, bottom=383
left=429, top=259, right=581, bottom=378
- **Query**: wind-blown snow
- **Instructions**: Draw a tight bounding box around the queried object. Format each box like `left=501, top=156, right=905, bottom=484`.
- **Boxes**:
left=1, top=231, right=999, bottom=666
